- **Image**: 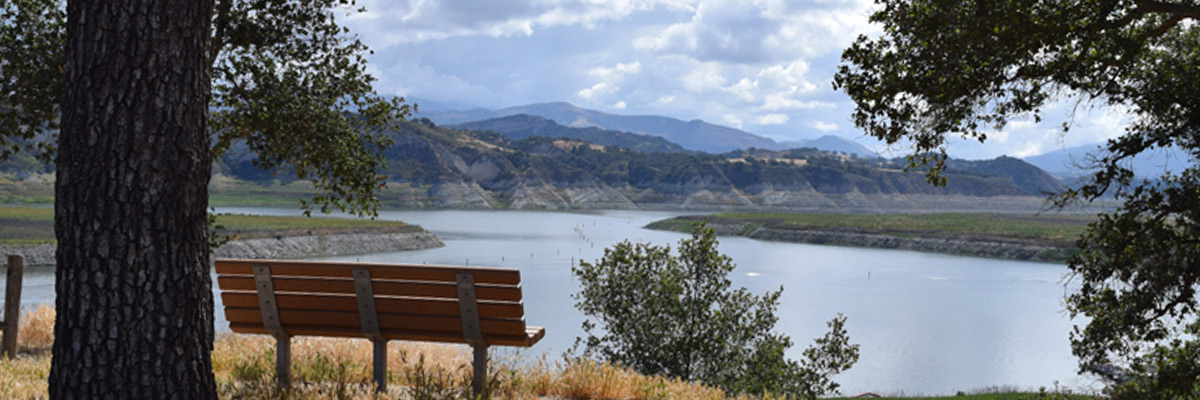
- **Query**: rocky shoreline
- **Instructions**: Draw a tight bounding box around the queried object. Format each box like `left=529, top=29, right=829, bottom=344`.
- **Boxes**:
left=665, top=221, right=1073, bottom=263
left=0, top=230, right=445, bottom=267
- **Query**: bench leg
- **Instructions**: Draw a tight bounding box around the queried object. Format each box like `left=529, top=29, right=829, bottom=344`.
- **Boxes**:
left=372, top=339, right=387, bottom=392
left=471, top=344, right=487, bottom=398
left=275, top=334, right=291, bottom=387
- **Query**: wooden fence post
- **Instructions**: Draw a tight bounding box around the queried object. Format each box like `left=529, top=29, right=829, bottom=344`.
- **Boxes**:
left=2, top=254, right=24, bottom=359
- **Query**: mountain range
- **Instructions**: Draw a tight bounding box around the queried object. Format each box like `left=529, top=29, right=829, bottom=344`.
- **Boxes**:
left=419, top=101, right=878, bottom=156
left=211, top=119, right=1067, bottom=211
left=449, top=114, right=687, bottom=154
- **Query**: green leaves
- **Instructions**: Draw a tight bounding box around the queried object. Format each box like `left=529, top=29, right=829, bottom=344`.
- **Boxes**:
left=836, top=0, right=1200, bottom=395
left=209, top=0, right=412, bottom=217
left=571, top=222, right=859, bottom=398
left=2, top=0, right=411, bottom=217
left=0, top=0, right=64, bottom=162
left=833, top=0, right=1195, bottom=184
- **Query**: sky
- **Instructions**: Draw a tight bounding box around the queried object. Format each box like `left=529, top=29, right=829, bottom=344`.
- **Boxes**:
left=340, top=0, right=1129, bottom=160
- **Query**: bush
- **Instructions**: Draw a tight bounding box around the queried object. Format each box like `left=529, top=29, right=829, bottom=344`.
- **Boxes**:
left=571, top=222, right=859, bottom=398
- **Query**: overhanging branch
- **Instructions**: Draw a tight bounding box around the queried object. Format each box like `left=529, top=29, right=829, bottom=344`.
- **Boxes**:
left=1139, top=1, right=1200, bottom=20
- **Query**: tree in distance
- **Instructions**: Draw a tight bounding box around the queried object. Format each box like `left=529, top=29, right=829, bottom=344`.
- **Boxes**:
left=834, top=1, right=1198, bottom=397
left=1, top=0, right=409, bottom=397
left=572, top=222, right=860, bottom=398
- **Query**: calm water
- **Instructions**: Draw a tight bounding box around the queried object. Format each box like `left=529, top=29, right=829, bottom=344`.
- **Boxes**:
left=7, top=208, right=1094, bottom=395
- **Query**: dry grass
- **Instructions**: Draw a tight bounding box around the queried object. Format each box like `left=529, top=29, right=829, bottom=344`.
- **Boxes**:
left=3, top=305, right=742, bottom=400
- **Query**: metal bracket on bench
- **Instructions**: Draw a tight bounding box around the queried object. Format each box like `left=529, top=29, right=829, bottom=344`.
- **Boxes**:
left=457, top=272, right=488, bottom=397
left=456, top=272, right=485, bottom=346
left=253, top=265, right=291, bottom=387
left=253, top=265, right=285, bottom=337
left=352, top=268, right=385, bottom=342
left=353, top=268, right=388, bottom=392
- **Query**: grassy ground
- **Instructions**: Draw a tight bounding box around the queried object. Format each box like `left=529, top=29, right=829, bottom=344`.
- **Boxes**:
left=0, top=205, right=419, bottom=244
left=1, top=306, right=1098, bottom=400
left=649, top=212, right=1094, bottom=249
left=208, top=174, right=437, bottom=209
left=0, top=172, right=431, bottom=209
left=0, top=206, right=54, bottom=243
left=1, top=306, right=727, bottom=399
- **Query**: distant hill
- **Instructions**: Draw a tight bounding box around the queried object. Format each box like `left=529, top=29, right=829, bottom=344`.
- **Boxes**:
left=423, top=101, right=780, bottom=153
left=449, top=114, right=687, bottom=153
left=208, top=119, right=1067, bottom=211
left=780, top=135, right=877, bottom=158
left=1023, top=144, right=1195, bottom=179
left=947, top=156, right=1065, bottom=196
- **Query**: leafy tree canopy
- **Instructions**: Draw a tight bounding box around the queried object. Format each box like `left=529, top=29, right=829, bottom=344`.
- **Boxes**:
left=572, top=222, right=860, bottom=398
left=0, top=0, right=411, bottom=216
left=835, top=0, right=1199, bottom=396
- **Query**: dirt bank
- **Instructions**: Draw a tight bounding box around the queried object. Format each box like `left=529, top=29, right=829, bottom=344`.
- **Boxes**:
left=1, top=230, right=444, bottom=267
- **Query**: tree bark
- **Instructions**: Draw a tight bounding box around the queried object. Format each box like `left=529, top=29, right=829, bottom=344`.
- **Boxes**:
left=51, top=0, right=216, bottom=398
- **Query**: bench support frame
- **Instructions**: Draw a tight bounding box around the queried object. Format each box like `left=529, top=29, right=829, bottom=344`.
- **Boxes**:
left=457, top=272, right=488, bottom=397
left=354, top=268, right=388, bottom=392
left=253, top=265, right=291, bottom=387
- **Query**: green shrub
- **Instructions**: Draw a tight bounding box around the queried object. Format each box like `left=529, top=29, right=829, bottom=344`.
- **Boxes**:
left=572, top=221, right=860, bottom=398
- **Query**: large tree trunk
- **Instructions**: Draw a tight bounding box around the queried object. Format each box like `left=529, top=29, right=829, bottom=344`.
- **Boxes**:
left=51, top=0, right=217, bottom=398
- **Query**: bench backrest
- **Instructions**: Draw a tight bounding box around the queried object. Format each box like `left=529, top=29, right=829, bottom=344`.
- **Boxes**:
left=215, top=258, right=542, bottom=347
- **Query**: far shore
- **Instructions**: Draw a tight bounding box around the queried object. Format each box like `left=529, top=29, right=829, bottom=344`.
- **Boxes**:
left=0, top=206, right=445, bottom=266
left=647, top=212, right=1092, bottom=263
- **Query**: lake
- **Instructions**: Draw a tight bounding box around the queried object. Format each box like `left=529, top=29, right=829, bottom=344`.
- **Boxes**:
left=7, top=208, right=1095, bottom=396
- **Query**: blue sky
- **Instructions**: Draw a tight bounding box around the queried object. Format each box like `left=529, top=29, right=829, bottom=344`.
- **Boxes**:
left=341, top=0, right=1128, bottom=160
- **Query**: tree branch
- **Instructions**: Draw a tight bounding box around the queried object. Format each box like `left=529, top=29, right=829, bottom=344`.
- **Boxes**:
left=1136, top=14, right=1187, bottom=43
left=1139, top=1, right=1200, bottom=20
left=210, top=0, right=231, bottom=68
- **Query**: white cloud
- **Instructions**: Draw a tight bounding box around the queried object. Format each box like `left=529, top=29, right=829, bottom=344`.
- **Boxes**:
left=722, top=60, right=823, bottom=111
left=944, top=102, right=1135, bottom=160
left=613, top=100, right=628, bottom=109
left=633, top=0, right=876, bottom=63
left=812, top=121, right=838, bottom=132
left=682, top=63, right=727, bottom=92
left=347, top=0, right=661, bottom=48
left=372, top=61, right=500, bottom=107
left=763, top=95, right=834, bottom=110
left=763, top=0, right=879, bottom=58
left=723, top=114, right=744, bottom=129
left=578, top=82, right=619, bottom=99
left=590, top=61, right=643, bottom=78
left=756, top=113, right=789, bottom=125
left=633, top=0, right=781, bottom=63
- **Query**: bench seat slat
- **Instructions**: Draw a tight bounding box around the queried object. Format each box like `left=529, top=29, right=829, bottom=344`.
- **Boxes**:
left=228, top=323, right=543, bottom=347
left=216, top=259, right=520, bottom=285
left=220, top=291, right=524, bottom=319
left=217, top=276, right=522, bottom=302
left=224, top=308, right=529, bottom=337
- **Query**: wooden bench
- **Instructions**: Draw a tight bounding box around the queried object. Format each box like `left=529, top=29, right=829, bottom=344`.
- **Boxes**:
left=215, top=258, right=545, bottom=394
